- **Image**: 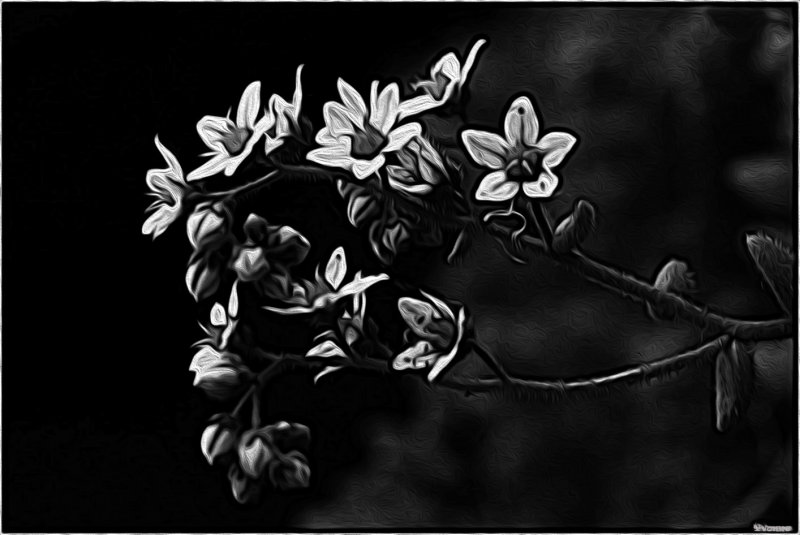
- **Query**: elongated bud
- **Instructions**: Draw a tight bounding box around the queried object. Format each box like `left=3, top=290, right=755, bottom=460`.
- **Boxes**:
left=200, top=413, right=240, bottom=465
left=746, top=232, right=793, bottom=315
left=715, top=339, right=756, bottom=432
left=552, top=200, right=596, bottom=254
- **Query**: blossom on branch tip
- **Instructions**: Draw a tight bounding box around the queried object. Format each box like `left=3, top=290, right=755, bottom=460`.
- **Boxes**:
left=187, top=81, right=271, bottom=181
left=461, top=96, right=577, bottom=202
left=393, top=291, right=467, bottom=382
left=399, top=38, right=486, bottom=119
left=142, top=136, right=188, bottom=239
left=306, top=78, right=421, bottom=179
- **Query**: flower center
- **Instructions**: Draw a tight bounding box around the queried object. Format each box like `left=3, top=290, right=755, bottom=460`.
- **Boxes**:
left=220, top=126, right=251, bottom=156
left=506, top=150, right=542, bottom=181
left=350, top=123, right=387, bottom=160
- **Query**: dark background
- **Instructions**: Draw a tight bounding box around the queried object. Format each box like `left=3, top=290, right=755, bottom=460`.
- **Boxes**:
left=3, top=2, right=796, bottom=531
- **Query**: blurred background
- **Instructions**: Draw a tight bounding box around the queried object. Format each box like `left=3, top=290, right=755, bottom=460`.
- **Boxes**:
left=3, top=3, right=795, bottom=530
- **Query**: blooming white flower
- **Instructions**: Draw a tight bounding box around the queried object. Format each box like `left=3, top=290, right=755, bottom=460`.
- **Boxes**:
left=393, top=291, right=467, bottom=383
left=307, top=79, right=421, bottom=179
left=187, top=81, right=271, bottom=181
left=142, top=136, right=187, bottom=239
left=399, top=39, right=487, bottom=119
left=461, top=96, right=577, bottom=202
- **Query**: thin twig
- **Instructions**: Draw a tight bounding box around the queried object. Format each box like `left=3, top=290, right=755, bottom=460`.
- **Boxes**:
left=488, top=221, right=791, bottom=341
left=438, top=335, right=730, bottom=396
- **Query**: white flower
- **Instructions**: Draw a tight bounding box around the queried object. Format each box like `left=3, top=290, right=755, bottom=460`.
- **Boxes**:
left=307, top=79, right=421, bottom=179
left=265, top=64, right=304, bottom=153
left=461, top=96, right=577, bottom=202
left=142, top=136, right=187, bottom=239
left=393, top=291, right=467, bottom=383
left=399, top=39, right=487, bottom=119
left=187, top=81, right=271, bottom=181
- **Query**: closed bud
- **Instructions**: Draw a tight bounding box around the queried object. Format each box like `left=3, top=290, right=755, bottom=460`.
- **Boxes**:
left=243, top=213, right=270, bottom=244
left=200, top=413, right=240, bottom=465
left=266, top=421, right=312, bottom=453
left=189, top=345, right=252, bottom=400
left=238, top=429, right=274, bottom=478
left=552, top=199, right=596, bottom=254
left=187, top=201, right=230, bottom=250
left=653, top=259, right=696, bottom=295
left=228, top=464, right=262, bottom=504
left=233, top=246, right=271, bottom=282
left=268, top=450, right=311, bottom=490
left=186, top=257, right=221, bottom=302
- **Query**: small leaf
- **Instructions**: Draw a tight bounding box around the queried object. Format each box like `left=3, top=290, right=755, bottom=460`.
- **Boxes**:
left=715, top=339, right=756, bottom=432
left=746, top=232, right=793, bottom=315
left=325, top=247, right=347, bottom=289
left=305, top=340, right=348, bottom=359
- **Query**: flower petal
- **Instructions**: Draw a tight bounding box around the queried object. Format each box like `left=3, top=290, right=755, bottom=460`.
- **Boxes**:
left=384, top=123, right=422, bottom=153
left=458, top=39, right=487, bottom=88
left=307, top=143, right=356, bottom=171
left=475, top=171, right=519, bottom=202
left=187, top=154, right=230, bottom=182
left=392, top=341, right=438, bottom=371
left=325, top=246, right=347, bottom=290
left=323, top=101, right=360, bottom=138
left=337, top=78, right=367, bottom=120
left=352, top=156, right=385, bottom=180
left=397, top=94, right=440, bottom=120
left=292, top=64, right=304, bottom=114
left=370, top=82, right=400, bottom=135
left=420, top=290, right=456, bottom=323
left=388, top=176, right=433, bottom=196
left=427, top=306, right=466, bottom=382
left=521, top=166, right=559, bottom=198
left=197, top=116, right=234, bottom=152
left=397, top=296, right=441, bottom=338
left=314, top=366, right=344, bottom=384
left=236, top=81, right=261, bottom=130
left=536, top=131, right=577, bottom=168
left=142, top=204, right=180, bottom=239
left=461, top=130, right=508, bottom=169
left=153, top=135, right=183, bottom=177
left=227, top=281, right=240, bottom=318
left=504, top=96, right=540, bottom=148
left=432, top=52, right=461, bottom=82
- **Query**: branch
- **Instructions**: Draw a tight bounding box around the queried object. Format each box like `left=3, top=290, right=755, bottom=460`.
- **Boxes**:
left=438, top=335, right=731, bottom=397
left=487, top=221, right=791, bottom=341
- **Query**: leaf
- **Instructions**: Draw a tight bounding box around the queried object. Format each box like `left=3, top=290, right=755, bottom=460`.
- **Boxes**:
left=325, top=247, right=347, bottom=289
left=746, top=232, right=793, bottom=315
left=715, top=340, right=756, bottom=432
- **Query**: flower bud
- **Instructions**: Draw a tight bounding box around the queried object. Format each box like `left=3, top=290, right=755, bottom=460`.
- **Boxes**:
left=746, top=232, right=793, bottom=315
left=238, top=429, right=274, bottom=479
left=268, top=450, right=311, bottom=490
left=200, top=413, right=240, bottom=465
left=243, top=213, right=270, bottom=244
left=228, top=464, right=262, bottom=504
left=552, top=200, right=596, bottom=254
left=186, top=256, right=221, bottom=302
left=233, top=246, right=271, bottom=282
left=189, top=345, right=251, bottom=400
left=266, top=421, right=312, bottom=453
left=187, top=201, right=230, bottom=250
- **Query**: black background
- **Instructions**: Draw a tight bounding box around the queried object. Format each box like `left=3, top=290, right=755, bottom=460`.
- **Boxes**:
left=3, top=2, right=797, bottom=531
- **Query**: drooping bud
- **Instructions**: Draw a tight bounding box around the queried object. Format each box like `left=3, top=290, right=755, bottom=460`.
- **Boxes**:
left=714, top=339, right=756, bottom=432
left=268, top=450, right=311, bottom=490
left=189, top=345, right=252, bottom=400
left=238, top=429, right=275, bottom=479
left=243, top=213, right=270, bottom=244
left=187, top=201, right=231, bottom=250
left=228, top=464, right=262, bottom=504
left=186, top=256, right=222, bottom=302
left=552, top=199, right=596, bottom=254
left=200, top=413, right=240, bottom=465
left=646, top=258, right=697, bottom=320
left=746, top=232, right=793, bottom=315
left=233, top=246, right=271, bottom=282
